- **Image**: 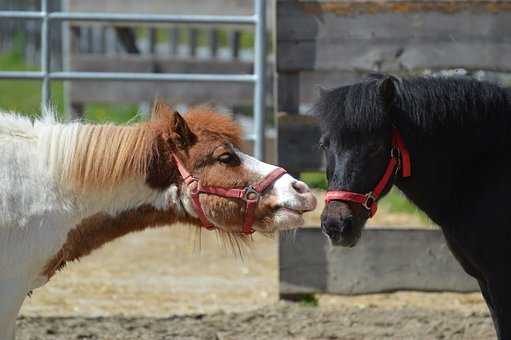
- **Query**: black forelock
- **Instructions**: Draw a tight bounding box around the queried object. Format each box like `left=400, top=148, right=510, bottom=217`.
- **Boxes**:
left=314, top=76, right=390, bottom=137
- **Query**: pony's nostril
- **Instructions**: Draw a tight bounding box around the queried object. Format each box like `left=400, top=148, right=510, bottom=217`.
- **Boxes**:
left=292, top=180, right=310, bottom=194
left=339, top=217, right=353, bottom=234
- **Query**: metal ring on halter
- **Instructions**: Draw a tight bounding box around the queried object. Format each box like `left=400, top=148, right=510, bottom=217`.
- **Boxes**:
left=242, top=185, right=260, bottom=202
left=362, top=192, right=376, bottom=211
left=390, top=147, right=402, bottom=175
left=390, top=146, right=400, bottom=159
left=187, top=177, right=200, bottom=195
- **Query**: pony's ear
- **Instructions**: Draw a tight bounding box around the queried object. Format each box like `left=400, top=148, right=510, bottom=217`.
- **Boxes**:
left=377, top=76, right=397, bottom=111
left=318, top=86, right=329, bottom=98
left=169, top=111, right=196, bottom=149
left=152, top=100, right=174, bottom=120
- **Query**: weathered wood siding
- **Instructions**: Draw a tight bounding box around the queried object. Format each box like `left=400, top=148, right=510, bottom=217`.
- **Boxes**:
left=277, top=0, right=511, bottom=115
left=276, top=0, right=509, bottom=296
left=68, top=56, right=256, bottom=106
left=278, top=1, right=511, bottom=73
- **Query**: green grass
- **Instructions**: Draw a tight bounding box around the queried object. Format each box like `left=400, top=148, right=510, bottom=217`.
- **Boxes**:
left=84, top=103, right=142, bottom=124
left=0, top=39, right=64, bottom=118
left=301, top=171, right=328, bottom=191
left=0, top=43, right=137, bottom=124
left=298, top=294, right=319, bottom=307
left=136, top=27, right=255, bottom=51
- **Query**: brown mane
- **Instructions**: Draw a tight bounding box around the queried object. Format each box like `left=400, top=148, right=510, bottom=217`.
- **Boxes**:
left=184, top=107, right=242, bottom=147
left=63, top=105, right=243, bottom=192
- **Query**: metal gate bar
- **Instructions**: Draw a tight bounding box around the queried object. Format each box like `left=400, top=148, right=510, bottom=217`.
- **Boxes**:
left=0, top=0, right=267, bottom=159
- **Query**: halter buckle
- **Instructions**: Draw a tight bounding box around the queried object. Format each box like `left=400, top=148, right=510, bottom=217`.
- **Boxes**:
left=243, top=185, right=260, bottom=202
left=362, top=192, right=376, bottom=211
left=390, top=147, right=402, bottom=175
left=186, top=177, right=200, bottom=195
left=390, top=146, right=400, bottom=159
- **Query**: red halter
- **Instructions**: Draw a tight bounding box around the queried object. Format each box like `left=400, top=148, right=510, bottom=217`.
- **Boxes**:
left=172, top=153, right=287, bottom=234
left=325, top=128, right=411, bottom=217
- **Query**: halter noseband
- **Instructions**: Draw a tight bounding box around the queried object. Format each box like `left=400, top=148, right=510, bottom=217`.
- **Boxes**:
left=172, top=153, right=287, bottom=234
left=325, top=128, right=411, bottom=217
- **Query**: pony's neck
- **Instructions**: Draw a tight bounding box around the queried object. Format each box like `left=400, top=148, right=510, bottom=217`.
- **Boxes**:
left=40, top=121, right=183, bottom=218
left=42, top=204, right=197, bottom=279
left=394, top=122, right=511, bottom=227
left=39, top=121, right=199, bottom=278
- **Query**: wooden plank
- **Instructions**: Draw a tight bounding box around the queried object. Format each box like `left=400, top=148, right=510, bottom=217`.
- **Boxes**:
left=277, top=72, right=300, bottom=114
left=277, top=1, right=511, bottom=72
left=299, top=70, right=368, bottom=105
left=277, top=114, right=322, bottom=177
left=67, top=0, right=273, bottom=29
left=68, top=56, right=256, bottom=105
left=68, top=0, right=255, bottom=15
left=69, top=80, right=256, bottom=106
left=279, top=228, right=480, bottom=295
left=70, top=55, right=253, bottom=73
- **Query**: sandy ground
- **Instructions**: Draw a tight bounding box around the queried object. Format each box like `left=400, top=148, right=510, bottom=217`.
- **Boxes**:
left=17, top=302, right=494, bottom=340
left=17, top=194, right=493, bottom=339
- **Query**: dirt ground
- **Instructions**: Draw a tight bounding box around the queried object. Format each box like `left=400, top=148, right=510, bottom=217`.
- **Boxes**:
left=17, top=196, right=494, bottom=339
left=17, top=301, right=494, bottom=340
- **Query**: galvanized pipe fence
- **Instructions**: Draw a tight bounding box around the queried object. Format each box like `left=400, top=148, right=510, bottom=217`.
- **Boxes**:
left=0, top=0, right=267, bottom=159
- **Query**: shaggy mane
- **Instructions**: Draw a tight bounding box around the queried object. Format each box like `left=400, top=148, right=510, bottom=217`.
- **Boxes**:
left=315, top=74, right=511, bottom=140
left=183, top=107, right=243, bottom=147
left=63, top=106, right=243, bottom=191
left=63, top=123, right=155, bottom=191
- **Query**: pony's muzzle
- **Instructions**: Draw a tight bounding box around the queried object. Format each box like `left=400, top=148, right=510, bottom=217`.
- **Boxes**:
left=321, top=201, right=362, bottom=247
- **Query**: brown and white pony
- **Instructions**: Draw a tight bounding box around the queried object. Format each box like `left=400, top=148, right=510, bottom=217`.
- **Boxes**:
left=0, top=103, right=316, bottom=339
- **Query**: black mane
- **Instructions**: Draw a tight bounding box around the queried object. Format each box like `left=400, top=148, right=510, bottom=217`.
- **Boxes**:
left=315, top=74, right=511, bottom=145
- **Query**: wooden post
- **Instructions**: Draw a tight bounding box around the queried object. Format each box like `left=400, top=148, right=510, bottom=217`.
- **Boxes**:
left=229, top=30, right=241, bottom=60
left=86, top=26, right=93, bottom=54
left=189, top=28, right=198, bottom=57
left=208, top=28, right=218, bottom=58
left=277, top=72, right=300, bottom=115
left=148, top=27, right=157, bottom=55
left=169, top=26, right=180, bottom=56
left=99, top=26, right=106, bottom=54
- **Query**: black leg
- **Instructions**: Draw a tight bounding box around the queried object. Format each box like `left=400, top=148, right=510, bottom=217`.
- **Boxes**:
left=479, top=279, right=499, bottom=333
left=486, top=275, right=511, bottom=340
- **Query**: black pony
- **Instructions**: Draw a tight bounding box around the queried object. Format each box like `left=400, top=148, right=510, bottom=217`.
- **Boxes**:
left=315, top=74, right=511, bottom=339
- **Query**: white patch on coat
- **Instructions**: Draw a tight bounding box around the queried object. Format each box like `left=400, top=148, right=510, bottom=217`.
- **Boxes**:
left=236, top=150, right=316, bottom=230
left=0, top=111, right=183, bottom=338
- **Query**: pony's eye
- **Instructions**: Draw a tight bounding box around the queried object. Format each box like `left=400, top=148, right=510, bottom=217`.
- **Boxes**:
left=319, top=138, right=329, bottom=150
left=217, top=153, right=235, bottom=164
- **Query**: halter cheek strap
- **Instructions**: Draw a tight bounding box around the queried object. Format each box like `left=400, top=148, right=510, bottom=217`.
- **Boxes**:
left=325, top=128, right=411, bottom=217
left=172, top=153, right=287, bottom=234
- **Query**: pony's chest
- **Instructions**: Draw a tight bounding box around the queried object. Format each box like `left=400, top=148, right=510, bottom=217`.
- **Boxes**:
left=0, top=213, right=79, bottom=284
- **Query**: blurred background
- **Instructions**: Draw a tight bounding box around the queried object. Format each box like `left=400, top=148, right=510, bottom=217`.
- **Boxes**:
left=1, top=0, right=499, bottom=338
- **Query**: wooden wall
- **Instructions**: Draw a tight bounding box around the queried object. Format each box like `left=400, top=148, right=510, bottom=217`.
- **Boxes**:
left=276, top=0, right=511, bottom=296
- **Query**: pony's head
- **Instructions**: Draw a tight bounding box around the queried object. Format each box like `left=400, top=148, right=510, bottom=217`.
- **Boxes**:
left=315, top=75, right=399, bottom=246
left=148, top=103, right=317, bottom=234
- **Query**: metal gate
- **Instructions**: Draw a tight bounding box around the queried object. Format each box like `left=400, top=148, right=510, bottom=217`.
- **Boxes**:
left=0, top=0, right=268, bottom=159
